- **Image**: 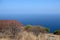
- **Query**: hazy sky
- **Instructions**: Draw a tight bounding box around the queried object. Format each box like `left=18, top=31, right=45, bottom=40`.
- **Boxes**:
left=0, top=0, right=60, bottom=14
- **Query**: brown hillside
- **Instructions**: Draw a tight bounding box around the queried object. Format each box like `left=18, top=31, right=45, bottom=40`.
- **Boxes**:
left=28, top=26, right=47, bottom=33
left=0, top=20, right=24, bottom=34
left=0, top=20, right=24, bottom=29
left=0, top=20, right=24, bottom=38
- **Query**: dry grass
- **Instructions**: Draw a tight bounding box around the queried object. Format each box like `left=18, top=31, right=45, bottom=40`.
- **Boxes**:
left=0, top=31, right=60, bottom=40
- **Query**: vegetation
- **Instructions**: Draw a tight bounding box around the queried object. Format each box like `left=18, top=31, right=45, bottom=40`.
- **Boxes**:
left=54, top=30, right=60, bottom=35
left=25, top=25, right=50, bottom=36
left=45, top=28, right=50, bottom=33
left=25, top=25, right=31, bottom=30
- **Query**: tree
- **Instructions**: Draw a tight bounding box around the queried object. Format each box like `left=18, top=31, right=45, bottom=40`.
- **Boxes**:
left=54, top=30, right=60, bottom=35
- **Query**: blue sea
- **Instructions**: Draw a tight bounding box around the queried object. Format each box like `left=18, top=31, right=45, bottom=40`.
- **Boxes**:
left=0, top=13, right=60, bottom=33
left=18, top=14, right=60, bottom=33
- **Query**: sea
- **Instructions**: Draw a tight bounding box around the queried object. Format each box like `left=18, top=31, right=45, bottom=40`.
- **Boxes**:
left=0, top=13, right=60, bottom=33
left=18, top=14, right=60, bottom=33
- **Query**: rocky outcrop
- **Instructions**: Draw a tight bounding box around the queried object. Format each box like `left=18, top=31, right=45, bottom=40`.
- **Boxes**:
left=0, top=20, right=24, bottom=38
left=0, top=20, right=24, bottom=29
left=0, top=20, right=60, bottom=40
left=26, top=26, right=49, bottom=36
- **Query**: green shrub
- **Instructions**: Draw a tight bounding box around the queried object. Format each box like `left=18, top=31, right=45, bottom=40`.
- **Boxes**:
left=45, top=28, right=50, bottom=33
left=25, top=25, right=31, bottom=30
left=54, top=30, right=60, bottom=35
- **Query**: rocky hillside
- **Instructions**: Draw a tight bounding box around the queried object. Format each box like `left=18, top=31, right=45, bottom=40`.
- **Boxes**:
left=0, top=20, right=60, bottom=40
left=25, top=25, right=50, bottom=36
left=0, top=20, right=24, bottom=38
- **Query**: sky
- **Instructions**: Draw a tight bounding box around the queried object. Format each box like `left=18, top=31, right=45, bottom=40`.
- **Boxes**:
left=0, top=0, right=60, bottom=14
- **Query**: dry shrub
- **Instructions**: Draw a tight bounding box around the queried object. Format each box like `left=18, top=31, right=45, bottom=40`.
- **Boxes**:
left=0, top=31, right=60, bottom=40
